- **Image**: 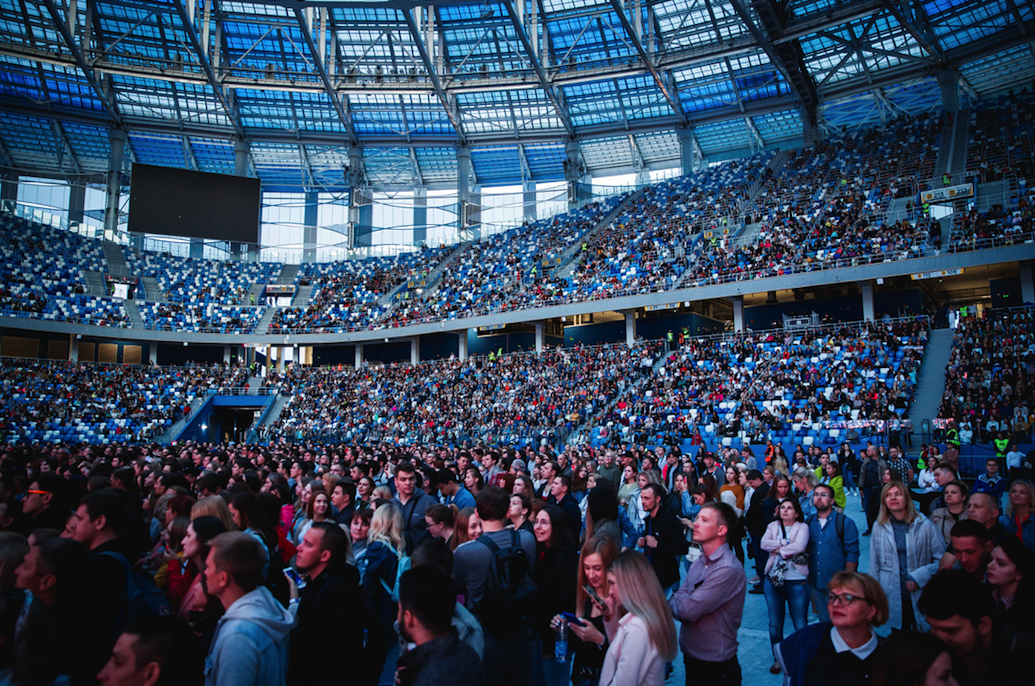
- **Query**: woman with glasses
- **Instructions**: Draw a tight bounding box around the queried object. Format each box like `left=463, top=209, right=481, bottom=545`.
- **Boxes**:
left=775, top=571, right=889, bottom=686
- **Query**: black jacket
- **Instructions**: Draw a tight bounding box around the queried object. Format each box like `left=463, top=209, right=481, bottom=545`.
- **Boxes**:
left=396, top=630, right=487, bottom=686
left=534, top=545, right=578, bottom=652
left=288, top=562, right=382, bottom=686
left=641, top=508, right=689, bottom=589
left=746, top=481, right=771, bottom=538
left=551, top=492, right=582, bottom=541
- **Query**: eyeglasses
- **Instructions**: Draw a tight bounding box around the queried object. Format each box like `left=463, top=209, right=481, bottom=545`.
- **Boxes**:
left=26, top=490, right=48, bottom=496
left=826, top=591, right=870, bottom=606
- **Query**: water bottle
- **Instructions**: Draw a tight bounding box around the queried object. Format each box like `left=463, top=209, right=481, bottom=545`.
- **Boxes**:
left=554, top=622, right=569, bottom=662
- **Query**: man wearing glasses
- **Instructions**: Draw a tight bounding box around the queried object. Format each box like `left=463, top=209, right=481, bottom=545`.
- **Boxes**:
left=775, top=571, right=890, bottom=685
left=20, top=473, right=68, bottom=534
left=806, top=483, right=860, bottom=622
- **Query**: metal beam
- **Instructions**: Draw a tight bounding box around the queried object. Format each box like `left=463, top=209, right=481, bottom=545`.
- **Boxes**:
left=402, top=8, right=467, bottom=145
left=292, top=7, right=358, bottom=145
left=881, top=0, right=945, bottom=63
left=503, top=0, right=575, bottom=136
left=608, top=0, right=686, bottom=126
left=40, top=0, right=120, bottom=126
left=172, top=0, right=245, bottom=138
left=51, top=120, right=82, bottom=173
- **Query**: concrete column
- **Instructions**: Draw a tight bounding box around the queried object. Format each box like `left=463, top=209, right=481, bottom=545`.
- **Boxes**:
left=458, top=330, right=469, bottom=361
left=303, top=190, right=318, bottom=263
left=354, top=343, right=364, bottom=370
left=348, top=146, right=372, bottom=247
left=70, top=336, right=79, bottom=362
left=677, top=127, right=695, bottom=176
left=149, top=345, right=157, bottom=365
left=1021, top=262, right=1035, bottom=305
left=732, top=296, right=744, bottom=332
left=0, top=168, right=17, bottom=212
left=938, top=70, right=959, bottom=113
left=535, top=322, right=545, bottom=353
left=105, top=130, right=127, bottom=237
left=624, top=310, right=636, bottom=347
left=457, top=146, right=471, bottom=226
left=68, top=182, right=86, bottom=228
left=413, top=187, right=427, bottom=245
left=277, top=348, right=286, bottom=372
left=410, top=337, right=420, bottom=365
left=565, top=140, right=582, bottom=209
left=234, top=139, right=250, bottom=177
left=861, top=281, right=875, bottom=322
left=799, top=106, right=818, bottom=146
left=223, top=345, right=231, bottom=365
left=523, top=181, right=536, bottom=221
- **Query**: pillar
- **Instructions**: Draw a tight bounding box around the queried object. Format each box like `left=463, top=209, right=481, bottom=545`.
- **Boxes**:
left=861, top=281, right=875, bottom=322
left=938, top=70, right=959, bottom=114
left=523, top=181, right=536, bottom=221
left=349, top=146, right=372, bottom=247
left=234, top=139, right=250, bottom=177
left=565, top=139, right=582, bottom=209
left=458, top=330, right=469, bottom=361
left=105, top=129, right=127, bottom=237
left=277, top=348, right=286, bottom=372
left=303, top=190, right=318, bottom=263
left=677, top=127, right=695, bottom=176
left=624, top=310, right=636, bottom=347
left=223, top=345, right=231, bottom=365
left=799, top=106, right=818, bottom=146
left=354, top=343, right=364, bottom=370
left=70, top=336, right=79, bottom=362
left=410, top=337, right=420, bottom=365
left=68, top=182, right=86, bottom=229
left=0, top=168, right=16, bottom=212
left=1021, top=262, right=1034, bottom=305
left=148, top=345, right=157, bottom=365
left=413, top=187, right=427, bottom=245
left=732, top=296, right=744, bottom=333
left=535, top=322, right=545, bottom=353
left=457, top=145, right=471, bottom=227
left=468, top=186, right=481, bottom=239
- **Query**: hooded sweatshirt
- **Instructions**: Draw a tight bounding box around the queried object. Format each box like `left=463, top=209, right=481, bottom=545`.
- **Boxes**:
left=205, top=586, right=295, bottom=686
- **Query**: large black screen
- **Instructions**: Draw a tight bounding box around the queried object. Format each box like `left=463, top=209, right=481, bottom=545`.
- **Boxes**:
left=128, top=164, right=261, bottom=244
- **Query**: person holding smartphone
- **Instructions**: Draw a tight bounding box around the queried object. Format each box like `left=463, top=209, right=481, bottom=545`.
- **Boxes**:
left=553, top=536, right=618, bottom=686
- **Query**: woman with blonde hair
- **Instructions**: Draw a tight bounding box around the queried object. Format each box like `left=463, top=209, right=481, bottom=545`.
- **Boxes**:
left=869, top=482, right=945, bottom=633
left=598, top=551, right=678, bottom=686
left=1001, top=480, right=1035, bottom=549
left=358, top=501, right=406, bottom=686
left=191, top=496, right=237, bottom=532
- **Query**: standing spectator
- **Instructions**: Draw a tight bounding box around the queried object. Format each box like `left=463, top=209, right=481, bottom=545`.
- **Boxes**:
left=1000, top=480, right=1035, bottom=551
left=97, top=616, right=203, bottom=686
left=598, top=551, right=678, bottom=686
left=807, top=484, right=860, bottom=622
left=821, top=462, right=847, bottom=511
left=637, top=483, right=690, bottom=595
left=775, top=571, right=888, bottom=686
left=548, top=475, right=582, bottom=541
left=424, top=504, right=457, bottom=549
left=439, top=471, right=476, bottom=510
left=868, top=482, right=945, bottom=633
left=858, top=447, right=887, bottom=535
left=358, top=503, right=405, bottom=686
left=203, top=532, right=294, bottom=686
left=596, top=452, right=620, bottom=487
left=871, top=632, right=955, bottom=686
left=393, top=462, right=437, bottom=555
left=946, top=520, right=994, bottom=578
left=669, top=502, right=746, bottom=686
left=971, top=458, right=1006, bottom=503
left=987, top=537, right=1035, bottom=633
left=331, top=479, right=356, bottom=526
left=531, top=505, right=577, bottom=686
left=793, top=468, right=819, bottom=522
left=453, top=487, right=537, bottom=686
left=761, top=498, right=810, bottom=674
left=557, top=535, right=618, bottom=686
left=19, top=474, right=68, bottom=535
left=964, top=492, right=1011, bottom=545
left=929, top=480, right=969, bottom=544
left=1006, top=444, right=1027, bottom=481
left=744, top=469, right=771, bottom=593
left=886, top=446, right=914, bottom=486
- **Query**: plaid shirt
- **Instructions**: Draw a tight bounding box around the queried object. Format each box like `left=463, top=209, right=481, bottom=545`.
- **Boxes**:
left=669, top=543, right=746, bottom=662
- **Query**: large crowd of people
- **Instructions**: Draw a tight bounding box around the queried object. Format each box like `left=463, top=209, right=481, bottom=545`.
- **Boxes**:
left=0, top=428, right=1029, bottom=686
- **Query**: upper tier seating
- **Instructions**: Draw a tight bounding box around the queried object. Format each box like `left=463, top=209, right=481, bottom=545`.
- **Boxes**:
left=125, top=249, right=282, bottom=305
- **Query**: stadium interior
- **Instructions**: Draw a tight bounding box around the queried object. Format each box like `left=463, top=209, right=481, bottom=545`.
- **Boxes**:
left=0, top=0, right=1032, bottom=470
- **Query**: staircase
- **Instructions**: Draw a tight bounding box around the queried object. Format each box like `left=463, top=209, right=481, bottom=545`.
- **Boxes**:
left=102, top=241, right=130, bottom=276
left=976, top=180, right=1010, bottom=213
left=276, top=263, right=300, bottom=284
left=157, top=393, right=213, bottom=444
left=253, top=307, right=278, bottom=334
left=245, top=376, right=263, bottom=395
left=408, top=242, right=470, bottom=300
left=84, top=270, right=107, bottom=296
left=241, top=283, right=265, bottom=305
left=886, top=196, right=914, bottom=225
left=140, top=276, right=166, bottom=302
left=291, top=285, right=314, bottom=307
left=909, top=328, right=955, bottom=445
left=124, top=300, right=144, bottom=328
left=947, top=108, right=970, bottom=177
left=543, top=187, right=647, bottom=280
left=260, top=394, right=293, bottom=430
left=729, top=222, right=763, bottom=247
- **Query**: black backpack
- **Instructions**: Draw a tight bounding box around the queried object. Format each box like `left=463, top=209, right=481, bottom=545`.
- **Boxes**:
left=475, top=531, right=539, bottom=635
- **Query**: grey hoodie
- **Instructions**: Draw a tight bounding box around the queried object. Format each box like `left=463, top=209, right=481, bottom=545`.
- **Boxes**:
left=205, top=586, right=295, bottom=686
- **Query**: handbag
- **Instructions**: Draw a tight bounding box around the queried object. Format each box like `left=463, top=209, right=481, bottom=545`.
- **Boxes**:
left=779, top=522, right=810, bottom=566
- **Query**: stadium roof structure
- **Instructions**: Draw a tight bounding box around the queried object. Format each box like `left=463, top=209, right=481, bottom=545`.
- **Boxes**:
left=0, top=0, right=1033, bottom=191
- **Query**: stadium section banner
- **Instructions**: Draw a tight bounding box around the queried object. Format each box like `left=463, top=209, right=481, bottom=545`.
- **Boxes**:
left=920, top=184, right=974, bottom=203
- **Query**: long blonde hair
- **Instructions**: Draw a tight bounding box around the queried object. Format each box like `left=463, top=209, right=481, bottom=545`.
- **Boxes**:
left=609, top=550, right=678, bottom=662
left=192, top=496, right=237, bottom=532
left=876, top=481, right=918, bottom=526
left=369, top=501, right=405, bottom=559
left=1005, top=480, right=1035, bottom=517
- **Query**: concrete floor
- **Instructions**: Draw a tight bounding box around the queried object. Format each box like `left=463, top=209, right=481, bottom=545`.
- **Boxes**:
left=667, top=493, right=872, bottom=685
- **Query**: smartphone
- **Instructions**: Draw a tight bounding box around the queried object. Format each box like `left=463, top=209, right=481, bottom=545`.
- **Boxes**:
left=283, top=567, right=306, bottom=589
left=582, top=584, right=607, bottom=610
left=561, top=612, right=586, bottom=626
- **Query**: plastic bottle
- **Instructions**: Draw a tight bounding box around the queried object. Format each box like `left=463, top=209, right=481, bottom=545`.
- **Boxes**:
left=554, top=622, right=568, bottom=662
